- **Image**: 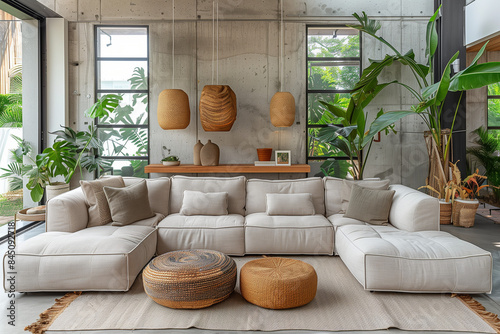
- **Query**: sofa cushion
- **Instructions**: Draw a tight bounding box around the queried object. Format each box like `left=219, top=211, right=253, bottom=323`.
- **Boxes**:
left=266, top=193, right=315, bottom=216
left=323, top=177, right=389, bottom=217
left=6, top=225, right=157, bottom=292
left=180, top=190, right=228, bottom=216
left=104, top=180, right=155, bottom=226
left=344, top=185, right=395, bottom=225
left=335, top=224, right=492, bottom=293
left=121, top=177, right=170, bottom=216
left=156, top=214, right=245, bottom=255
left=170, top=176, right=245, bottom=215
left=80, top=176, right=125, bottom=227
left=327, top=213, right=365, bottom=231
left=246, top=178, right=325, bottom=215
left=244, top=213, right=333, bottom=255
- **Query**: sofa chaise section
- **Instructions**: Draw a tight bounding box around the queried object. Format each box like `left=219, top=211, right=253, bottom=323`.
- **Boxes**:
left=335, top=224, right=492, bottom=293
left=5, top=225, right=157, bottom=292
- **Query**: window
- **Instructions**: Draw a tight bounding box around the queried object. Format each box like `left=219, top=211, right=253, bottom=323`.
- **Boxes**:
left=95, top=26, right=149, bottom=177
left=306, top=26, right=361, bottom=178
left=488, top=83, right=500, bottom=139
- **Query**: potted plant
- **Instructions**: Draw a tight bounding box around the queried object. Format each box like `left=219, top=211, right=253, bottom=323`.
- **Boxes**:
left=419, top=177, right=454, bottom=225
left=448, top=162, right=489, bottom=228
left=162, top=155, right=180, bottom=166
left=337, top=8, right=500, bottom=188
left=5, top=94, right=122, bottom=202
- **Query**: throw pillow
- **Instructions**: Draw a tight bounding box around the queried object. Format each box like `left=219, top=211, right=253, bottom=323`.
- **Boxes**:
left=80, top=176, right=125, bottom=227
left=266, top=193, right=315, bottom=216
left=341, top=179, right=390, bottom=213
left=180, top=190, right=229, bottom=216
left=103, top=180, right=155, bottom=226
left=344, top=184, right=395, bottom=225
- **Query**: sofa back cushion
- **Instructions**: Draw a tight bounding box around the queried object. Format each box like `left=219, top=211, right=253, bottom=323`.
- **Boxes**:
left=170, top=176, right=246, bottom=215
left=323, top=177, right=389, bottom=216
left=121, top=177, right=170, bottom=216
left=246, top=178, right=325, bottom=215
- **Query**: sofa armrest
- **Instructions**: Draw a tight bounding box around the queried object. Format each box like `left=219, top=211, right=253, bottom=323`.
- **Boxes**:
left=388, top=184, right=439, bottom=232
left=46, top=187, right=88, bottom=232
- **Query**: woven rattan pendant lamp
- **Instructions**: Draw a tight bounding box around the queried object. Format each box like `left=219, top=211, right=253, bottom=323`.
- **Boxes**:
left=199, top=1, right=237, bottom=132
left=157, top=0, right=190, bottom=130
left=270, top=0, right=295, bottom=127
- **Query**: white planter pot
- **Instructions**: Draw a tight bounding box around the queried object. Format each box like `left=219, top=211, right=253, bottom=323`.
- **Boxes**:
left=46, top=182, right=70, bottom=202
left=162, top=161, right=180, bottom=166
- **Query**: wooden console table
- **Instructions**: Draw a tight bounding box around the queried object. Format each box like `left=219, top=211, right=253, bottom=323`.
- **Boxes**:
left=145, top=164, right=310, bottom=174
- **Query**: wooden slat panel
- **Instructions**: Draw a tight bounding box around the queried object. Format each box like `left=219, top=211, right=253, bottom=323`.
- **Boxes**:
left=144, top=164, right=311, bottom=174
left=467, top=34, right=500, bottom=52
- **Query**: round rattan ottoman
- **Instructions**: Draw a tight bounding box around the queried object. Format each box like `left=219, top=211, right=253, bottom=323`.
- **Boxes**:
left=143, top=249, right=237, bottom=309
left=240, top=257, right=317, bottom=309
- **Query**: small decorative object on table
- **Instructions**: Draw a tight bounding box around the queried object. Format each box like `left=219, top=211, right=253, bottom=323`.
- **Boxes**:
left=256, top=148, right=272, bottom=161
left=193, top=140, right=204, bottom=165
left=275, top=150, right=291, bottom=166
left=200, top=140, right=220, bottom=166
left=240, top=257, right=317, bottom=309
left=143, top=249, right=237, bottom=309
left=162, top=155, right=180, bottom=166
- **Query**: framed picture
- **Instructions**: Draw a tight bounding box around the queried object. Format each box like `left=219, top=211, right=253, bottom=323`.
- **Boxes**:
left=275, top=150, right=291, bottom=166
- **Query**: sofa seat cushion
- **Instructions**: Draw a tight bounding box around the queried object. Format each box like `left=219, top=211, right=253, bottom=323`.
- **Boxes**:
left=327, top=214, right=366, bottom=231
left=335, top=224, right=492, bottom=293
left=244, top=213, right=334, bottom=255
left=6, top=225, right=157, bottom=292
left=156, top=214, right=245, bottom=256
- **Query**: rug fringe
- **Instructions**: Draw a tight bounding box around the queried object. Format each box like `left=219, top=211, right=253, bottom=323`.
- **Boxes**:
left=453, top=294, right=500, bottom=334
left=24, top=291, right=82, bottom=334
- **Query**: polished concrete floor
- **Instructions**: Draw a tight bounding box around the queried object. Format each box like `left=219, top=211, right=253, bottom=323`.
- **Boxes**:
left=1, top=216, right=500, bottom=334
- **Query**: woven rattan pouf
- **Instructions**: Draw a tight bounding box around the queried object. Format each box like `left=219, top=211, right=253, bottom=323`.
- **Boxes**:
left=240, top=257, right=317, bottom=309
left=143, top=249, right=237, bottom=309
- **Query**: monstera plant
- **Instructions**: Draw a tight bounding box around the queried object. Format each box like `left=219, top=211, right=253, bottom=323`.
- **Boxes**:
left=26, top=94, right=122, bottom=202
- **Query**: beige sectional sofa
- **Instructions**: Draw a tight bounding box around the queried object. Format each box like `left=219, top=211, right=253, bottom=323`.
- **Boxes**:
left=4, top=176, right=493, bottom=294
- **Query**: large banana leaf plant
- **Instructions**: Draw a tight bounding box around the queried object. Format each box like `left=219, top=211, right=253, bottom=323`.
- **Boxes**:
left=317, top=7, right=500, bottom=182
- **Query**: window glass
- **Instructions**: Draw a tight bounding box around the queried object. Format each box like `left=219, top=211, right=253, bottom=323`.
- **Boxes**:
left=306, top=26, right=360, bottom=175
left=95, top=26, right=149, bottom=178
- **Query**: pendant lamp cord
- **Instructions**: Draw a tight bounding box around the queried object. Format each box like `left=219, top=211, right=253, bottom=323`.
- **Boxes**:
left=216, top=1, right=219, bottom=85
left=280, top=0, right=284, bottom=92
left=212, top=1, right=215, bottom=85
left=172, top=0, right=175, bottom=87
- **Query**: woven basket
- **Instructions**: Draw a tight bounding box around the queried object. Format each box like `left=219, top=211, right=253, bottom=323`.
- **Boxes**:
left=270, top=92, right=295, bottom=127
left=240, top=257, right=317, bottom=309
left=157, top=89, right=190, bottom=130
left=143, top=249, right=236, bottom=309
left=452, top=199, right=479, bottom=228
left=439, top=201, right=452, bottom=225
left=199, top=85, right=237, bottom=131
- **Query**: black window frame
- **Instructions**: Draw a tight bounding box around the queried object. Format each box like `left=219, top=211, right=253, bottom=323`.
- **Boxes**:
left=305, top=25, right=362, bottom=170
left=94, top=25, right=150, bottom=177
left=488, top=87, right=500, bottom=132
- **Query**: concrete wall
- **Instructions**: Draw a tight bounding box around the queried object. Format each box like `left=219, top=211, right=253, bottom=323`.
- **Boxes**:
left=37, top=0, right=433, bottom=186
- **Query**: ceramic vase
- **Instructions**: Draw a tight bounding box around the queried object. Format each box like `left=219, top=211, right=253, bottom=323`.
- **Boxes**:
left=193, top=140, right=204, bottom=165
left=200, top=140, right=220, bottom=166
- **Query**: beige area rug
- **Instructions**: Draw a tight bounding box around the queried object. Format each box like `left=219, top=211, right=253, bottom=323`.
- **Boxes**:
left=29, top=256, right=499, bottom=333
